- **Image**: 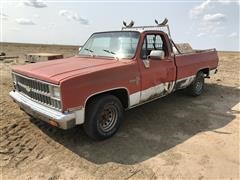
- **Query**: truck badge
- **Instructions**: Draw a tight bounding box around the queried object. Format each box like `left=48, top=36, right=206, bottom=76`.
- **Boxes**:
left=25, top=86, right=31, bottom=92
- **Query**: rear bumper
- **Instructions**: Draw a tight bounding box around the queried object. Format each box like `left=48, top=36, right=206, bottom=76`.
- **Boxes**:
left=9, top=91, right=78, bottom=129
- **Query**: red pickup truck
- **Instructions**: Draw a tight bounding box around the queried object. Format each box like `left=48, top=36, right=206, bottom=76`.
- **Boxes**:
left=10, top=23, right=218, bottom=140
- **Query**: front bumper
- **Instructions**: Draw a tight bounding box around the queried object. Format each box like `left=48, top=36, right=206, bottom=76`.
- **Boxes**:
left=10, top=91, right=77, bottom=129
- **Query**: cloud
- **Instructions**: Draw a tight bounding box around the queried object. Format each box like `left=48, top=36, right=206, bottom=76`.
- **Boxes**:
left=214, top=33, right=224, bottom=37
left=217, top=0, right=232, bottom=4
left=203, top=13, right=226, bottom=23
left=189, top=0, right=239, bottom=18
left=0, top=13, right=8, bottom=20
left=197, top=33, right=206, bottom=37
left=48, top=22, right=56, bottom=29
left=203, top=13, right=226, bottom=22
left=216, top=0, right=240, bottom=5
left=24, top=0, right=47, bottom=8
left=10, top=27, right=21, bottom=31
left=190, top=0, right=211, bottom=18
left=189, top=1, right=238, bottom=39
left=33, top=14, right=40, bottom=18
left=59, top=10, right=89, bottom=25
left=228, top=32, right=238, bottom=38
left=196, top=13, right=226, bottom=37
left=16, top=18, right=35, bottom=25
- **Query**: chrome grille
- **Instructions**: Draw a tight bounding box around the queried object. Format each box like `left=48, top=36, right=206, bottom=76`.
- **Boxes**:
left=14, top=74, right=62, bottom=110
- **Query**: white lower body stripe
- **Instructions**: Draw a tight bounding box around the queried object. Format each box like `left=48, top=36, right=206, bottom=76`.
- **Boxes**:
left=129, top=75, right=196, bottom=107
left=129, top=92, right=141, bottom=106
left=175, top=75, right=196, bottom=89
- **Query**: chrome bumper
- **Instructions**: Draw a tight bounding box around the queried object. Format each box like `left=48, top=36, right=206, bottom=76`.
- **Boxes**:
left=9, top=91, right=78, bottom=129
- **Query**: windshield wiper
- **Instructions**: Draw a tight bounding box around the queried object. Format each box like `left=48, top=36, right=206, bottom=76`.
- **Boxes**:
left=103, top=49, right=119, bottom=60
left=84, top=48, right=94, bottom=57
left=103, top=49, right=116, bottom=55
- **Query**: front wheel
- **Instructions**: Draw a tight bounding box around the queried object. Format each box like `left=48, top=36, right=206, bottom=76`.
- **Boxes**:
left=186, top=71, right=205, bottom=96
left=84, top=95, right=123, bottom=140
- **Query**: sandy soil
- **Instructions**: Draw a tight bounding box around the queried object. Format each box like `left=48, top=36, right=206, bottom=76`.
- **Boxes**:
left=0, top=43, right=239, bottom=179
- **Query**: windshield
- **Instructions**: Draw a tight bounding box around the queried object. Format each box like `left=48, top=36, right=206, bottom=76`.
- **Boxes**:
left=79, top=31, right=140, bottom=59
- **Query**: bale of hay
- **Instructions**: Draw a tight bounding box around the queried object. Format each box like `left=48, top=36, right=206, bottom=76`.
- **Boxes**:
left=0, top=52, right=6, bottom=56
left=3, top=59, right=14, bottom=63
left=175, top=43, right=194, bottom=54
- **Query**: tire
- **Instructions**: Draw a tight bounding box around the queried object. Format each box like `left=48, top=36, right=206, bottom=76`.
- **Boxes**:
left=187, top=71, right=205, bottom=96
left=84, top=95, right=123, bottom=140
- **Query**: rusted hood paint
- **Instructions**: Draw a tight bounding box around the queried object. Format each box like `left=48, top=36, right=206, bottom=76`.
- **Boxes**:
left=12, top=56, right=127, bottom=84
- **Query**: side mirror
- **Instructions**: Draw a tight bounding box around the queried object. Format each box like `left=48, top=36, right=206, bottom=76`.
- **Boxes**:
left=78, top=47, right=82, bottom=53
left=149, top=50, right=165, bottom=60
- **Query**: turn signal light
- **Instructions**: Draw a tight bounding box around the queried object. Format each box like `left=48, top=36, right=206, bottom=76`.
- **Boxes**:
left=48, top=119, right=59, bottom=127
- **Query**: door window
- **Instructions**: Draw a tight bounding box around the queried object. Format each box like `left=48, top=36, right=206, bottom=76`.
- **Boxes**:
left=141, top=34, right=165, bottom=59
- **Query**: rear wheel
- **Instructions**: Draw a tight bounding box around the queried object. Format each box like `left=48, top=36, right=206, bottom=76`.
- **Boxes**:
left=187, top=71, right=205, bottom=96
left=84, top=95, right=123, bottom=140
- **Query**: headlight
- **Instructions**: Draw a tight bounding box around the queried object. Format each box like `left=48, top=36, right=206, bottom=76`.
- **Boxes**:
left=51, top=86, right=60, bottom=99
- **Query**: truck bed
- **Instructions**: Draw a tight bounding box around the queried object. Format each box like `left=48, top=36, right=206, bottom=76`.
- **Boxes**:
left=175, top=49, right=218, bottom=80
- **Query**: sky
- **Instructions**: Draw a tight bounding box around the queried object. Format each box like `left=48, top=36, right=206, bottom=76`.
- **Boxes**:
left=0, top=0, right=239, bottom=51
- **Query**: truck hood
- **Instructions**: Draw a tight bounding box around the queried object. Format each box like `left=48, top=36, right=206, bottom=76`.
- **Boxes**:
left=13, top=56, right=127, bottom=84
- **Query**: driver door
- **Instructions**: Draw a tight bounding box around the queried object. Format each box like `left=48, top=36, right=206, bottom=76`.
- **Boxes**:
left=139, top=33, right=176, bottom=102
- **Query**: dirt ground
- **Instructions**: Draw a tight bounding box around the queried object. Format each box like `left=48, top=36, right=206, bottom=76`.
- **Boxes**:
left=0, top=43, right=239, bottom=179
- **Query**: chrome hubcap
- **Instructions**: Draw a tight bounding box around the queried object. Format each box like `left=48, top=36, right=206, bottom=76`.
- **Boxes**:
left=99, top=105, right=118, bottom=132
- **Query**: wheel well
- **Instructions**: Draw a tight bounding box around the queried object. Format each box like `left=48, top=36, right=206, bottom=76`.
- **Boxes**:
left=199, top=68, right=209, bottom=76
left=85, top=89, right=129, bottom=109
